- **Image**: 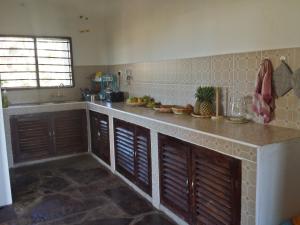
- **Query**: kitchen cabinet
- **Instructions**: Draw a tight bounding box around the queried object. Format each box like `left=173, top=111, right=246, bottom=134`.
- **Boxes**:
left=158, top=133, right=241, bottom=225
left=114, top=119, right=151, bottom=195
left=191, top=145, right=241, bottom=225
left=53, top=110, right=87, bottom=156
left=10, top=110, right=87, bottom=163
left=158, top=134, right=191, bottom=221
left=10, top=113, right=53, bottom=163
left=90, top=111, right=110, bottom=165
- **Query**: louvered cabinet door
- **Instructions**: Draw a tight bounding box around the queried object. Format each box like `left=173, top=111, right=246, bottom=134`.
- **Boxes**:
left=135, top=126, right=151, bottom=195
left=10, top=114, right=52, bottom=163
left=53, top=110, right=87, bottom=155
left=90, top=111, right=101, bottom=157
left=90, top=111, right=110, bottom=165
left=114, top=119, right=135, bottom=181
left=158, top=134, right=191, bottom=222
left=191, top=146, right=241, bottom=225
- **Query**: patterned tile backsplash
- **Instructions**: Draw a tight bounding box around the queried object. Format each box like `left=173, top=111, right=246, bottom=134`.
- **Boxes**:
left=108, top=47, right=300, bottom=130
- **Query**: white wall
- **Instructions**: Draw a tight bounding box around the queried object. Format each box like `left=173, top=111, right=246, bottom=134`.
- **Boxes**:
left=105, top=0, right=300, bottom=65
left=0, top=0, right=110, bottom=104
left=0, top=0, right=109, bottom=66
left=2, top=0, right=299, bottom=66
left=257, top=140, right=300, bottom=225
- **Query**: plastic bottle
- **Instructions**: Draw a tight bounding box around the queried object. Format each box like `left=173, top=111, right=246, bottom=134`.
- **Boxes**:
left=2, top=90, right=9, bottom=108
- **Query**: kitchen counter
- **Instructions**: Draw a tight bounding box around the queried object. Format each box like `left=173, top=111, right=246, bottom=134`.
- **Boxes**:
left=88, top=101, right=300, bottom=147
left=5, top=100, right=300, bottom=148
left=4, top=101, right=300, bottom=225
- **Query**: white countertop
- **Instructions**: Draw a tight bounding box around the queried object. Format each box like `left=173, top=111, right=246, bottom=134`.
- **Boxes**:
left=88, top=101, right=300, bottom=147
left=5, top=101, right=300, bottom=147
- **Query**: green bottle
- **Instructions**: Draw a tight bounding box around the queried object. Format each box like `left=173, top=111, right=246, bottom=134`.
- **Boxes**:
left=2, top=90, right=9, bottom=108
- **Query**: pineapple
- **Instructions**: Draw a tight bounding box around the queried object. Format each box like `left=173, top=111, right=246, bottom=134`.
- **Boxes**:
left=194, top=86, right=215, bottom=116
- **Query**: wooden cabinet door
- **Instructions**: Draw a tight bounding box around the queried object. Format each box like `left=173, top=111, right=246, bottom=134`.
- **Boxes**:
left=114, top=119, right=136, bottom=181
left=90, top=111, right=110, bottom=165
left=52, top=110, right=87, bottom=155
left=114, top=119, right=152, bottom=195
left=10, top=113, right=53, bottom=163
left=158, top=134, right=191, bottom=222
left=191, top=146, right=241, bottom=225
left=135, top=125, right=151, bottom=195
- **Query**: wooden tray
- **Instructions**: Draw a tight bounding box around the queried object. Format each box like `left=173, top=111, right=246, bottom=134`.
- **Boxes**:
left=153, top=105, right=174, bottom=113
left=191, top=113, right=211, bottom=118
left=126, top=102, right=147, bottom=107
left=172, top=107, right=193, bottom=115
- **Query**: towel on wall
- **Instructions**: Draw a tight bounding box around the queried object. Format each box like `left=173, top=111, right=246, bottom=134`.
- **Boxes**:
left=280, top=216, right=300, bottom=225
left=291, top=68, right=300, bottom=98
left=273, top=61, right=293, bottom=97
left=293, top=216, right=300, bottom=225
left=252, top=59, right=275, bottom=123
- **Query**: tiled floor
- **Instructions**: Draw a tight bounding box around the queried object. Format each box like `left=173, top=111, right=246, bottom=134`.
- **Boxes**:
left=0, top=155, right=176, bottom=225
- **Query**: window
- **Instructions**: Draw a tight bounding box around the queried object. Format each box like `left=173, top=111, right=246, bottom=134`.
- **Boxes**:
left=0, top=36, right=74, bottom=89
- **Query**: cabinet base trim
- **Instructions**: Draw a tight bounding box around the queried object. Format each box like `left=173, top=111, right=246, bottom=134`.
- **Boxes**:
left=12, top=152, right=89, bottom=168
left=114, top=170, right=153, bottom=205
left=160, top=204, right=189, bottom=225
left=90, top=152, right=113, bottom=172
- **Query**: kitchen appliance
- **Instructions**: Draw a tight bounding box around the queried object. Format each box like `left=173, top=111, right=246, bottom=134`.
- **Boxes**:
left=98, top=74, right=117, bottom=100
left=0, top=89, right=12, bottom=206
left=105, top=91, right=124, bottom=102
left=99, top=74, right=124, bottom=102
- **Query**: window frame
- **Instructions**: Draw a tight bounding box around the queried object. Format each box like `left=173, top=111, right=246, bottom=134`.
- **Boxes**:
left=0, top=34, right=75, bottom=90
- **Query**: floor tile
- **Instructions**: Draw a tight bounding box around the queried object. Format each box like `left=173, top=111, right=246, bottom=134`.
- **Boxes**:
left=104, top=186, right=153, bottom=216
left=0, top=206, right=17, bottom=223
left=5, top=155, right=177, bottom=225
left=134, top=213, right=175, bottom=225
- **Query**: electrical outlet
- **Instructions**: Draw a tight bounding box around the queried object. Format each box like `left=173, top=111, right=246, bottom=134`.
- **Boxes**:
left=125, top=69, right=133, bottom=85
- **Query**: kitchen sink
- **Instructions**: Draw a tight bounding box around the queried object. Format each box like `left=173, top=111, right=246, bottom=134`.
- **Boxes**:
left=9, top=101, right=82, bottom=107
left=40, top=100, right=81, bottom=105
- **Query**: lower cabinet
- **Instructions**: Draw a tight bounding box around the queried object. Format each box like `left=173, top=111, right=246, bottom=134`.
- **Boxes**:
left=114, top=118, right=152, bottom=195
left=10, top=110, right=87, bottom=163
left=90, top=111, right=110, bottom=165
left=53, top=110, right=87, bottom=156
left=158, top=133, right=241, bottom=225
left=159, top=134, right=191, bottom=220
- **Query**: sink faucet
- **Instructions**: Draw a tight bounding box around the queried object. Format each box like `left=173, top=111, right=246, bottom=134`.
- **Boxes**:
left=57, top=83, right=64, bottom=98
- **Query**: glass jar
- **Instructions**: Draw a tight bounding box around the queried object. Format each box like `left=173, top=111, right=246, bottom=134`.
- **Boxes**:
left=228, top=96, right=246, bottom=118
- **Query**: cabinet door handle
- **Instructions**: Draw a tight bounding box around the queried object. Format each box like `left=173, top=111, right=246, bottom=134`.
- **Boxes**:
left=186, top=179, right=189, bottom=194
